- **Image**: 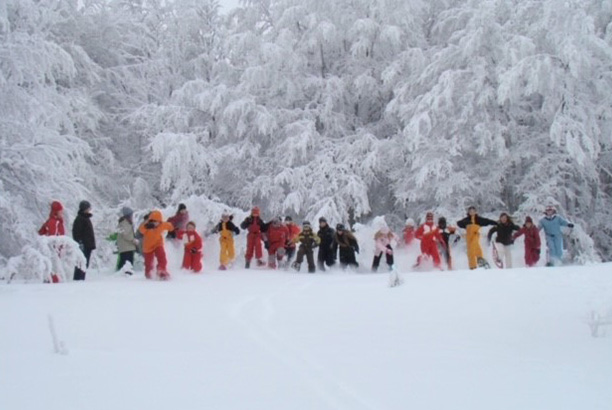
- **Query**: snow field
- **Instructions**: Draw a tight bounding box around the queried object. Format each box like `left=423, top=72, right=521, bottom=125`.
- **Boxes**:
left=1, top=256, right=611, bottom=410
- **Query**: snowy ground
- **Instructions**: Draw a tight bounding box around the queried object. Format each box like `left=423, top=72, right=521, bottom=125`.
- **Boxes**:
left=1, top=243, right=612, bottom=410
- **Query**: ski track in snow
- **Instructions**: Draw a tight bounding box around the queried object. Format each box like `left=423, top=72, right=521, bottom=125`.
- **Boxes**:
left=229, top=278, right=378, bottom=410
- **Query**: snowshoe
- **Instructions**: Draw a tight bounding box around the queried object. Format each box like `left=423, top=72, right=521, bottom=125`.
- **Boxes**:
left=477, top=257, right=491, bottom=269
left=491, top=243, right=503, bottom=269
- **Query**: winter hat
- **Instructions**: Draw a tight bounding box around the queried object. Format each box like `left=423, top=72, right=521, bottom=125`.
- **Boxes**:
left=285, top=216, right=293, bottom=222
left=426, top=212, right=434, bottom=221
left=302, top=221, right=311, bottom=227
left=121, top=207, right=134, bottom=217
left=525, top=216, right=533, bottom=224
left=251, top=207, right=260, bottom=216
left=405, top=218, right=415, bottom=227
left=221, top=212, right=230, bottom=220
left=50, top=201, right=63, bottom=217
left=380, top=226, right=390, bottom=234
left=468, top=206, right=477, bottom=212
left=438, top=217, right=447, bottom=229
left=178, top=203, right=187, bottom=212
left=319, top=217, right=327, bottom=224
left=79, top=200, right=91, bottom=212
left=336, top=223, right=345, bottom=232
left=148, top=210, right=162, bottom=222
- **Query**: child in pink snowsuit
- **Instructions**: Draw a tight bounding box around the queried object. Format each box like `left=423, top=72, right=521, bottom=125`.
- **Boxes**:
left=372, top=227, right=397, bottom=272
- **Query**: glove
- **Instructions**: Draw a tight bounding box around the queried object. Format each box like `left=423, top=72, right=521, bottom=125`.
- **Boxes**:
left=567, top=223, right=574, bottom=228
left=145, top=221, right=156, bottom=229
left=190, top=248, right=198, bottom=254
left=453, top=236, right=461, bottom=244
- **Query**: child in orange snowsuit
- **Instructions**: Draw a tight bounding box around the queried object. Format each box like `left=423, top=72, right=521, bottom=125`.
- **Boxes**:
left=181, top=221, right=203, bottom=273
left=139, top=210, right=174, bottom=280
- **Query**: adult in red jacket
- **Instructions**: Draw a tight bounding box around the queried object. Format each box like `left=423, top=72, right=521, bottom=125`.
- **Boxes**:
left=39, top=201, right=65, bottom=236
left=240, top=207, right=267, bottom=268
left=415, top=212, right=446, bottom=269
left=180, top=221, right=203, bottom=273
left=513, top=216, right=541, bottom=267
left=265, top=217, right=290, bottom=269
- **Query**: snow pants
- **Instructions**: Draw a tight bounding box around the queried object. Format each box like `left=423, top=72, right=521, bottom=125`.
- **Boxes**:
left=144, top=246, right=168, bottom=279
left=372, top=245, right=394, bottom=271
left=420, top=240, right=442, bottom=267
left=524, top=246, right=540, bottom=267
left=466, top=229, right=484, bottom=270
left=182, top=250, right=202, bottom=273
left=494, top=244, right=513, bottom=269
left=338, top=247, right=358, bottom=269
left=220, top=236, right=235, bottom=267
left=245, top=233, right=263, bottom=261
left=295, top=247, right=316, bottom=273
left=545, top=234, right=564, bottom=264
left=317, top=245, right=335, bottom=271
left=117, top=251, right=134, bottom=272
left=267, top=243, right=286, bottom=268
left=73, top=247, right=92, bottom=281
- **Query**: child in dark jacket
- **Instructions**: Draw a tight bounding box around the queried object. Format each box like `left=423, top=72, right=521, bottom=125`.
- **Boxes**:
left=72, top=200, right=96, bottom=280
left=487, top=213, right=520, bottom=268
left=513, top=216, right=542, bottom=267
left=332, top=224, right=359, bottom=269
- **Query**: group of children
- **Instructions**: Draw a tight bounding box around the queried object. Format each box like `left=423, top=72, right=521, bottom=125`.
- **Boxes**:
left=402, top=205, right=574, bottom=271
left=38, top=200, right=575, bottom=281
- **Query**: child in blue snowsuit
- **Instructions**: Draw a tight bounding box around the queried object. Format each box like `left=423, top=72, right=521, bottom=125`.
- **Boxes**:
left=538, top=205, right=574, bottom=266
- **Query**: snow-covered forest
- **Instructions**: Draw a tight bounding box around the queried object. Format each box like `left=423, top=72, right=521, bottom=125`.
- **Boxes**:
left=1, top=0, right=612, bottom=263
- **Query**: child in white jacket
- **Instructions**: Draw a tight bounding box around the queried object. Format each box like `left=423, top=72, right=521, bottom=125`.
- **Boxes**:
left=372, top=227, right=397, bottom=272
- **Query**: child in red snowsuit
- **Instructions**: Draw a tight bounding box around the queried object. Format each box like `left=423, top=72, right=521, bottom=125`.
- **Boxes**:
left=415, top=212, right=446, bottom=269
left=284, top=216, right=301, bottom=264
left=513, top=216, right=541, bottom=267
left=39, top=201, right=65, bottom=236
left=265, top=217, right=289, bottom=269
left=38, top=201, right=65, bottom=283
left=181, top=221, right=203, bottom=273
left=240, top=207, right=266, bottom=268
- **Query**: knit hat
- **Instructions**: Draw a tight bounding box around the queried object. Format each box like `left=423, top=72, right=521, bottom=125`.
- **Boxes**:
left=319, top=217, right=327, bottom=223
left=121, top=207, right=134, bottom=217
left=336, top=223, right=345, bottom=231
left=405, top=218, right=415, bottom=227
left=302, top=221, right=311, bottom=227
left=438, top=217, right=447, bottom=229
left=285, top=216, right=293, bottom=222
left=79, top=200, right=91, bottom=212
left=525, top=216, right=533, bottom=224
left=251, top=206, right=260, bottom=216
left=178, top=203, right=187, bottom=212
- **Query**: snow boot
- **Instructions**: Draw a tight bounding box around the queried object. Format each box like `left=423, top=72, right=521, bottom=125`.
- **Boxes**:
left=256, top=259, right=266, bottom=267
left=477, top=257, right=491, bottom=269
left=158, top=271, right=170, bottom=280
left=245, top=260, right=251, bottom=269
left=219, top=265, right=227, bottom=271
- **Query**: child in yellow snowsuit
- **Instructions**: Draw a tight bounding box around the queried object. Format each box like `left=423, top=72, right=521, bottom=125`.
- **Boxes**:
left=456, top=206, right=497, bottom=269
left=212, top=213, right=240, bottom=270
